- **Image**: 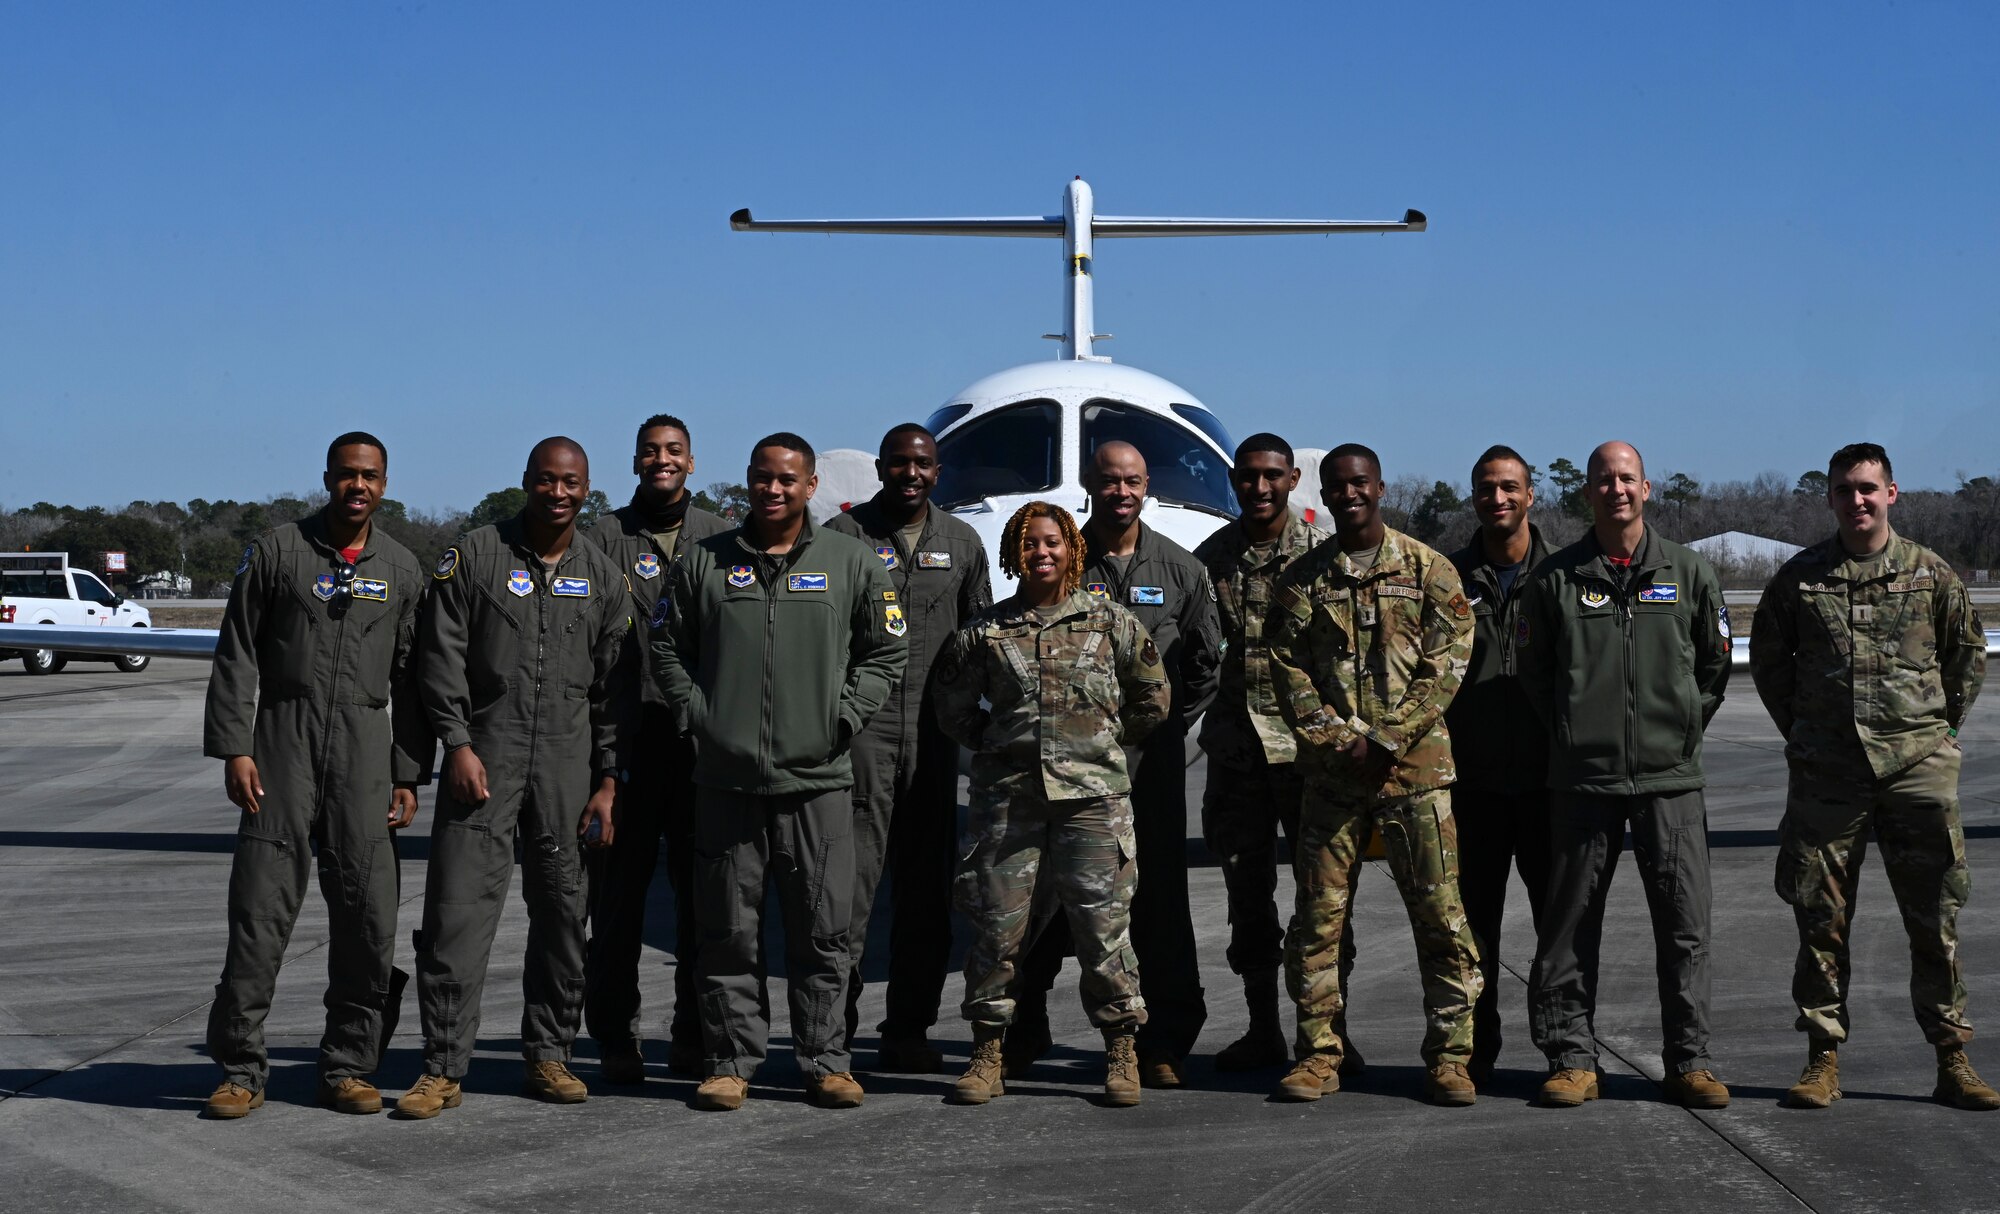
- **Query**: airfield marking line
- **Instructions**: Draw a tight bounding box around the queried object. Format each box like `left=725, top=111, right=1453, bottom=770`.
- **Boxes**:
left=0, top=675, right=208, bottom=704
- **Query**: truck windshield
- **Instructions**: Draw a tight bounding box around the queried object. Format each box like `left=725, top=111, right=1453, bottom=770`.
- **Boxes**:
left=934, top=400, right=1062, bottom=509
left=1082, top=399, right=1237, bottom=517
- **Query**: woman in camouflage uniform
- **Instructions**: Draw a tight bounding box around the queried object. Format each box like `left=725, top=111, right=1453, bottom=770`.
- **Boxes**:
left=932, top=501, right=1171, bottom=1107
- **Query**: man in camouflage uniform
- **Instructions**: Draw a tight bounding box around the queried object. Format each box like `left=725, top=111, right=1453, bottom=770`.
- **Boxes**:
left=1194, top=432, right=1363, bottom=1075
left=932, top=515, right=1171, bottom=1107
left=1750, top=441, right=1996, bottom=1111
left=1266, top=443, right=1484, bottom=1107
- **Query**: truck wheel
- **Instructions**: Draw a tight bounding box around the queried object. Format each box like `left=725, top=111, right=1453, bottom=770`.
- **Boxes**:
left=23, top=648, right=67, bottom=676
left=115, top=653, right=151, bottom=673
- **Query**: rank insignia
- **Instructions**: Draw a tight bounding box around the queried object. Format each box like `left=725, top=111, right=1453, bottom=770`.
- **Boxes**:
left=433, top=548, right=459, bottom=580
left=918, top=550, right=952, bottom=570
left=1086, top=582, right=1110, bottom=599
left=884, top=604, right=907, bottom=637
left=875, top=546, right=899, bottom=570
left=727, top=565, right=755, bottom=589
left=508, top=570, right=534, bottom=597
left=635, top=553, right=662, bottom=580
left=788, top=572, right=828, bottom=592
left=352, top=578, right=389, bottom=602
left=1580, top=586, right=1609, bottom=609
left=1131, top=586, right=1165, bottom=606
left=313, top=573, right=337, bottom=601
left=1638, top=583, right=1679, bottom=603
left=552, top=576, right=590, bottom=597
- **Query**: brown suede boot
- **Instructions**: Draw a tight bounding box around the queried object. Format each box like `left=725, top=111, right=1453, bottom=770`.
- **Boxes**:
left=1784, top=1043, right=1841, bottom=1109
left=693, top=1074, right=749, bottom=1111
left=1663, top=1068, right=1730, bottom=1109
left=204, top=1081, right=263, bottom=1119
left=1538, top=1067, right=1599, bottom=1107
left=1935, top=1048, right=2000, bottom=1111
left=1103, top=1029, right=1141, bottom=1107
left=393, top=1073, right=462, bottom=1119
left=951, top=1026, right=1006, bottom=1105
left=1275, top=1052, right=1341, bottom=1102
left=524, top=1059, right=590, bottom=1104
left=1426, top=1061, right=1476, bottom=1107
left=807, top=1071, right=865, bottom=1109
left=317, top=1076, right=383, bottom=1115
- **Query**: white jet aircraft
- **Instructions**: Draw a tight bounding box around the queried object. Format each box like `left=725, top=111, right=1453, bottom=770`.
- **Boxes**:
left=730, top=178, right=1426, bottom=589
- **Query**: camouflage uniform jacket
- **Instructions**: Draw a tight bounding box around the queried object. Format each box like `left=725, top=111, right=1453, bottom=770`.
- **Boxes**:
left=932, top=589, right=1171, bottom=801
left=1266, top=527, right=1475, bottom=799
left=1750, top=529, right=1986, bottom=781
left=1192, top=511, right=1327, bottom=768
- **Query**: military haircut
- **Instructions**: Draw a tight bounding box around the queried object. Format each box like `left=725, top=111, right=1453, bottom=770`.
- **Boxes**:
left=1000, top=500, right=1085, bottom=597
left=327, top=431, right=387, bottom=469
left=753, top=431, right=816, bottom=471
left=1586, top=441, right=1644, bottom=478
left=1829, top=442, right=1893, bottom=483
left=637, top=413, right=691, bottom=446
left=1472, top=443, right=1530, bottom=482
left=527, top=435, right=589, bottom=472
left=1234, top=432, right=1295, bottom=466
left=879, top=422, right=935, bottom=456
left=1326, top=442, right=1382, bottom=478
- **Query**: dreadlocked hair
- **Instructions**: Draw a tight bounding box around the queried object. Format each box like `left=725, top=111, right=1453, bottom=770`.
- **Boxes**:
left=999, top=500, right=1084, bottom=598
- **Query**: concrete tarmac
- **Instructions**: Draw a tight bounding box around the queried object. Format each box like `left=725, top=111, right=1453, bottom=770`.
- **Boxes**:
left=2, top=660, right=1997, bottom=1212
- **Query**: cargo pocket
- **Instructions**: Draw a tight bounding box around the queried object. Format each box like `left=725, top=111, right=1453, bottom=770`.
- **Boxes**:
left=1774, top=816, right=1818, bottom=908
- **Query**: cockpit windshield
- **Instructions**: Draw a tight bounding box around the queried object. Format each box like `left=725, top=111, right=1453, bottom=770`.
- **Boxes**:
left=933, top=399, right=1062, bottom=509
left=1082, top=399, right=1237, bottom=517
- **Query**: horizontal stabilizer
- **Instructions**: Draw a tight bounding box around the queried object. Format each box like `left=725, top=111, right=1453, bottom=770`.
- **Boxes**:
left=1091, top=210, right=1426, bottom=237
left=729, top=208, right=1426, bottom=238
left=730, top=209, right=1063, bottom=237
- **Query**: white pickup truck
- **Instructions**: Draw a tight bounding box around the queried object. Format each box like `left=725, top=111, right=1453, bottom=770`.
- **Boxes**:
left=0, top=552, right=155, bottom=675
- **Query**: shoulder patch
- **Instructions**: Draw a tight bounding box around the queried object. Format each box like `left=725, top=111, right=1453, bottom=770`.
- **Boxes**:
left=434, top=548, right=460, bottom=580
left=649, top=595, right=671, bottom=630
left=1446, top=591, right=1472, bottom=620
left=884, top=603, right=907, bottom=637
left=1718, top=605, right=1733, bottom=640
left=236, top=544, right=255, bottom=577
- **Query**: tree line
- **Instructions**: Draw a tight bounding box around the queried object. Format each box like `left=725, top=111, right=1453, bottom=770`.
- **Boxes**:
left=0, top=482, right=752, bottom=596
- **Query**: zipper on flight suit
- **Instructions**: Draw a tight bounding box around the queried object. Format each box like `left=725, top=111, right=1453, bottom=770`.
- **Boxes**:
left=315, top=545, right=353, bottom=817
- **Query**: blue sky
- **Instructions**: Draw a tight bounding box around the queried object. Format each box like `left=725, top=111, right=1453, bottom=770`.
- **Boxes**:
left=3, top=1, right=1995, bottom=513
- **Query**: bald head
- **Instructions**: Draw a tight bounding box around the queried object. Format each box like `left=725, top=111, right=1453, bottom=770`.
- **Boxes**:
left=1091, top=441, right=1145, bottom=476
left=1085, top=440, right=1149, bottom=533
left=1587, top=441, right=1643, bottom=479
left=527, top=435, right=589, bottom=475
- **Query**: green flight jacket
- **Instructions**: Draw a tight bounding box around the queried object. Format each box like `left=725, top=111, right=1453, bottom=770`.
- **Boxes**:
left=824, top=496, right=993, bottom=742
left=418, top=518, right=632, bottom=794
left=1518, top=526, right=1731, bottom=795
left=1444, top=524, right=1553, bottom=794
left=585, top=495, right=729, bottom=714
left=1267, top=527, right=1475, bottom=799
left=1750, top=529, right=1985, bottom=781
left=204, top=515, right=432, bottom=811
left=652, top=516, right=907, bottom=796
left=932, top=588, right=1171, bottom=801
left=1081, top=520, right=1222, bottom=734
left=1193, top=511, right=1327, bottom=769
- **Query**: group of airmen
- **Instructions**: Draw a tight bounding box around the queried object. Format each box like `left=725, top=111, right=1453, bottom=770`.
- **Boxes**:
left=198, top=414, right=1996, bottom=1120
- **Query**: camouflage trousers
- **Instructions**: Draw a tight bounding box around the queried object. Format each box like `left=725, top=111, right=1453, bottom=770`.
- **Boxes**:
left=1286, top=783, right=1482, bottom=1066
left=955, top=783, right=1147, bottom=1031
left=1777, top=740, right=1973, bottom=1049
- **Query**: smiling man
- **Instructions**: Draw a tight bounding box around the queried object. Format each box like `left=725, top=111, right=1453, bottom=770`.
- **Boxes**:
left=654, top=432, right=906, bottom=1112
left=201, top=432, right=431, bottom=1119
left=395, top=436, right=633, bottom=1118
left=1751, top=442, right=1994, bottom=1111
left=580, top=414, right=729, bottom=1084
left=1518, top=440, right=1732, bottom=1110
left=824, top=423, right=991, bottom=1073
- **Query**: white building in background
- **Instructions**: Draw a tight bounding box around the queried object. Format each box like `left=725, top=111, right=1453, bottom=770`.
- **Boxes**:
left=1687, top=531, right=1804, bottom=566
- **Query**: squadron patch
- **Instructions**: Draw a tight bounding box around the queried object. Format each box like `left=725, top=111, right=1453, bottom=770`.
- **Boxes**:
left=634, top=553, right=662, bottom=580
left=1638, top=583, right=1679, bottom=603
left=236, top=545, right=255, bottom=577
left=1086, top=582, right=1110, bottom=599
left=884, top=604, right=907, bottom=637
left=313, top=573, right=338, bottom=601
left=1131, top=586, right=1165, bottom=606
left=788, top=572, right=829, bottom=592
left=875, top=546, right=900, bottom=571
left=352, top=577, right=389, bottom=602
left=918, top=550, right=952, bottom=570
left=552, top=576, right=590, bottom=597
left=507, top=570, right=534, bottom=597
left=1580, top=586, right=1610, bottom=609
left=727, top=565, right=755, bottom=589
left=649, top=596, right=671, bottom=630
left=433, top=548, right=460, bottom=580
left=1719, top=606, right=1733, bottom=640
left=1516, top=615, right=1531, bottom=645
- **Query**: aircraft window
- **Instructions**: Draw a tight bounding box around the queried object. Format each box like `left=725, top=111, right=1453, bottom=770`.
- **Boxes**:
left=1170, top=404, right=1235, bottom=459
left=934, top=400, right=1061, bottom=509
left=73, top=572, right=117, bottom=604
left=1082, top=399, right=1238, bottom=518
left=924, top=402, right=975, bottom=436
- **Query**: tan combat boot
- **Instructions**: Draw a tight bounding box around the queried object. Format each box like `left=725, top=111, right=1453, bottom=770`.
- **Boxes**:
left=1784, top=1044, right=1841, bottom=1109
left=1275, top=1052, right=1341, bottom=1102
left=1139, top=1049, right=1186, bottom=1090
left=523, top=1059, right=589, bottom=1104
left=599, top=1042, right=647, bottom=1086
left=317, top=1076, right=383, bottom=1115
left=204, top=1081, right=263, bottom=1119
left=807, top=1071, right=865, bottom=1109
left=693, top=1074, right=749, bottom=1111
left=951, top=1027, right=1006, bottom=1105
left=1935, top=1048, right=2000, bottom=1111
left=1538, top=1067, right=1599, bottom=1107
left=1426, top=1061, right=1477, bottom=1107
left=393, top=1073, right=462, bottom=1119
left=1664, top=1068, right=1731, bottom=1109
left=1103, top=1029, right=1141, bottom=1107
